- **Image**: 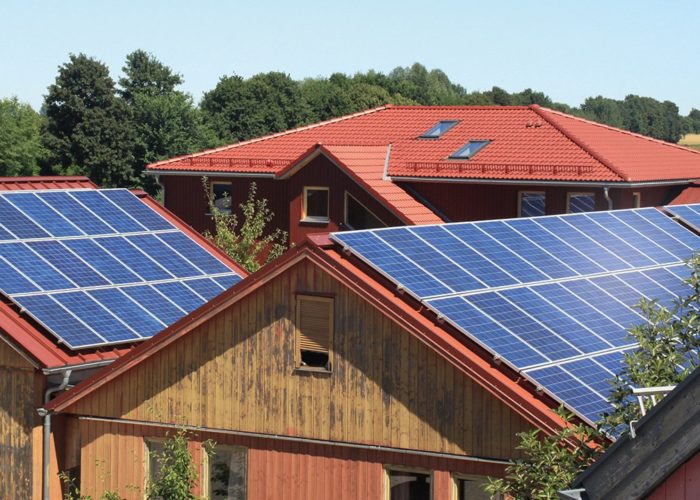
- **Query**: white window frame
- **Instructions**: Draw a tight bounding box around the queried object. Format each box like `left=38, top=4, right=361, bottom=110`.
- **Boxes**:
left=302, top=186, right=330, bottom=223
left=202, top=443, right=248, bottom=499
left=632, top=191, right=641, bottom=208
left=344, top=191, right=386, bottom=229
left=517, top=190, right=546, bottom=218
left=566, top=191, right=596, bottom=214
left=384, top=465, right=433, bottom=500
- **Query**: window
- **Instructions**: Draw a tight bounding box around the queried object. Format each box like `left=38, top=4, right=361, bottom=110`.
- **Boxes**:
left=296, top=295, right=333, bottom=370
left=145, top=439, right=166, bottom=485
left=387, top=468, right=432, bottom=500
left=454, top=475, right=500, bottom=500
left=207, top=445, right=247, bottom=500
left=449, top=140, right=490, bottom=159
left=633, top=191, right=641, bottom=208
left=420, top=120, right=459, bottom=139
left=210, top=182, right=233, bottom=214
left=567, top=192, right=596, bottom=213
left=518, top=191, right=545, bottom=217
left=302, top=187, right=329, bottom=223
left=345, top=192, right=385, bottom=230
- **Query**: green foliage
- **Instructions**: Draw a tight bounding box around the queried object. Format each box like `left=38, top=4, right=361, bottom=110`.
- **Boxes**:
left=59, top=470, right=122, bottom=500
left=599, top=255, right=700, bottom=435
left=0, top=97, right=46, bottom=175
left=145, top=429, right=199, bottom=500
left=202, top=178, right=287, bottom=273
left=486, top=407, right=603, bottom=499
left=42, top=53, right=135, bottom=187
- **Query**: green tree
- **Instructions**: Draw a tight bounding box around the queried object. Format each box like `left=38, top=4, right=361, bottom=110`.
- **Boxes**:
left=119, top=50, right=219, bottom=193
left=145, top=428, right=201, bottom=500
left=203, top=178, right=287, bottom=273
left=687, top=109, right=700, bottom=134
left=0, top=97, right=46, bottom=176
left=43, top=53, right=135, bottom=186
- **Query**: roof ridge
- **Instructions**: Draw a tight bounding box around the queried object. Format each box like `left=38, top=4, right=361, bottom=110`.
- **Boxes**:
left=538, top=106, right=700, bottom=157
left=148, top=105, right=390, bottom=169
left=530, top=105, right=628, bottom=181
left=388, top=105, right=533, bottom=110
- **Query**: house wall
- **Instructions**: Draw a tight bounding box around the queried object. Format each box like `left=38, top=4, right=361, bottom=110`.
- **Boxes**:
left=646, top=451, right=700, bottom=500
left=161, top=156, right=405, bottom=246
left=0, top=339, right=36, bottom=499
left=404, top=182, right=674, bottom=222
left=65, top=257, right=532, bottom=496
left=77, top=418, right=507, bottom=500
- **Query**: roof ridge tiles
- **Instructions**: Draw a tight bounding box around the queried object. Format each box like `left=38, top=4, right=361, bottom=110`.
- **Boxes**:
left=148, top=105, right=390, bottom=169
left=530, top=105, right=628, bottom=182
left=539, top=106, right=700, bottom=157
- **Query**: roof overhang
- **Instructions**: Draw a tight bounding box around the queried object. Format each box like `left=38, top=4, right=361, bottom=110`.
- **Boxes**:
left=387, top=175, right=699, bottom=188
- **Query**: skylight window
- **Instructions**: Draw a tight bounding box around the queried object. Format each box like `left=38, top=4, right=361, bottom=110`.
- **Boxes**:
left=449, top=140, right=490, bottom=159
left=420, top=120, right=459, bottom=138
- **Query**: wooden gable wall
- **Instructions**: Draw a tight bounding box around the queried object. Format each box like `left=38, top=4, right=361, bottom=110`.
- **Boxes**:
left=65, top=257, right=532, bottom=460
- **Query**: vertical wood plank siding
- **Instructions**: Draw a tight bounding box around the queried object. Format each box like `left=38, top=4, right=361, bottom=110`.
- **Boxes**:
left=646, top=451, right=700, bottom=500
left=0, top=340, right=35, bottom=499
left=78, top=419, right=508, bottom=500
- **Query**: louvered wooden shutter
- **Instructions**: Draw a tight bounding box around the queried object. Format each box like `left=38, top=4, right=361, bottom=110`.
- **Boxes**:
left=296, top=295, right=333, bottom=353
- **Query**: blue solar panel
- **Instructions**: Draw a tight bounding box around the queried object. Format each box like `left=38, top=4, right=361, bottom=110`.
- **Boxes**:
left=664, top=204, right=700, bottom=232
left=0, top=188, right=243, bottom=350
left=331, top=207, right=700, bottom=422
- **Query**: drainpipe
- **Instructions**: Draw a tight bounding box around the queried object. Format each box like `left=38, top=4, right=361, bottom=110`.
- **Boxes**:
left=36, top=369, right=72, bottom=500
left=603, top=186, right=613, bottom=210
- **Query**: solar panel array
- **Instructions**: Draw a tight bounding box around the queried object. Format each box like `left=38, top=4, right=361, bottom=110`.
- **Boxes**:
left=665, top=203, right=700, bottom=232
left=331, top=207, right=699, bottom=423
left=0, top=189, right=242, bottom=349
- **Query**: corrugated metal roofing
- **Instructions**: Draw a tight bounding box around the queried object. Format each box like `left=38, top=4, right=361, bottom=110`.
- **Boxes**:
left=0, top=176, right=97, bottom=191
left=148, top=105, right=700, bottom=183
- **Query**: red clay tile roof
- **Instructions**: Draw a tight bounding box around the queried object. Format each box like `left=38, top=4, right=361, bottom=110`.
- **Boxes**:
left=0, top=179, right=246, bottom=369
left=148, top=105, right=700, bottom=184
left=668, top=182, right=700, bottom=205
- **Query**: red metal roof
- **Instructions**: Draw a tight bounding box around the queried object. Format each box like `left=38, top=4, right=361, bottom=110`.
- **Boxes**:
left=46, top=237, right=569, bottom=439
left=0, top=176, right=97, bottom=190
left=147, top=105, right=700, bottom=184
left=0, top=179, right=247, bottom=370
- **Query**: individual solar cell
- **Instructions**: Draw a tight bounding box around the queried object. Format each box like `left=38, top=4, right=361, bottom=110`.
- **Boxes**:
left=101, top=190, right=174, bottom=231
left=52, top=291, right=138, bottom=342
left=465, top=292, right=580, bottom=362
left=411, top=226, right=515, bottom=288
left=63, top=239, right=143, bottom=284
left=0, top=197, right=50, bottom=239
left=95, top=237, right=172, bottom=281
left=0, top=257, right=40, bottom=294
left=89, top=288, right=164, bottom=338
left=534, top=216, right=629, bottom=271
left=213, top=274, right=242, bottom=290
left=376, top=228, right=484, bottom=293
left=476, top=221, right=576, bottom=279
left=587, top=212, right=678, bottom=265
left=39, top=191, right=115, bottom=235
left=154, top=281, right=205, bottom=312
left=184, top=278, right=226, bottom=301
left=501, top=287, right=609, bottom=353
left=0, top=243, right=74, bottom=291
left=121, top=285, right=186, bottom=325
left=69, top=191, right=146, bottom=233
left=127, top=234, right=202, bottom=278
left=445, top=224, right=549, bottom=283
left=13, top=294, right=104, bottom=348
left=333, top=231, right=451, bottom=297
left=428, top=295, right=548, bottom=367
left=505, top=218, right=606, bottom=275
left=27, top=241, right=108, bottom=287
left=5, top=193, right=83, bottom=237
left=570, top=215, right=656, bottom=268
left=157, top=232, right=232, bottom=275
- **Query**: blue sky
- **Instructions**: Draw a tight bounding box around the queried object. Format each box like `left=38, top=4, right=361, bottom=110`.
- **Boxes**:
left=1, top=0, right=697, bottom=113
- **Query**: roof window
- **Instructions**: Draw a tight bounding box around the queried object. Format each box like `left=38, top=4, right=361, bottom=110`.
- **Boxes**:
left=420, top=120, right=459, bottom=138
left=449, top=140, right=490, bottom=159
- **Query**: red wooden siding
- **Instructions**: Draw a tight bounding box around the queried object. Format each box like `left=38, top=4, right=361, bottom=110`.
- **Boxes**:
left=647, top=451, right=700, bottom=500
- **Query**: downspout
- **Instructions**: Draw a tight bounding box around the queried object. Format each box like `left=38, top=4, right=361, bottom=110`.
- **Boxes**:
left=36, top=369, right=73, bottom=500
left=603, top=186, right=613, bottom=210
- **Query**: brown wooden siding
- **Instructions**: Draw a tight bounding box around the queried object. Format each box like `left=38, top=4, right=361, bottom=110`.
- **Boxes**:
left=67, top=258, right=531, bottom=462
left=77, top=418, right=507, bottom=500
left=0, top=340, right=35, bottom=499
left=162, top=156, right=408, bottom=246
